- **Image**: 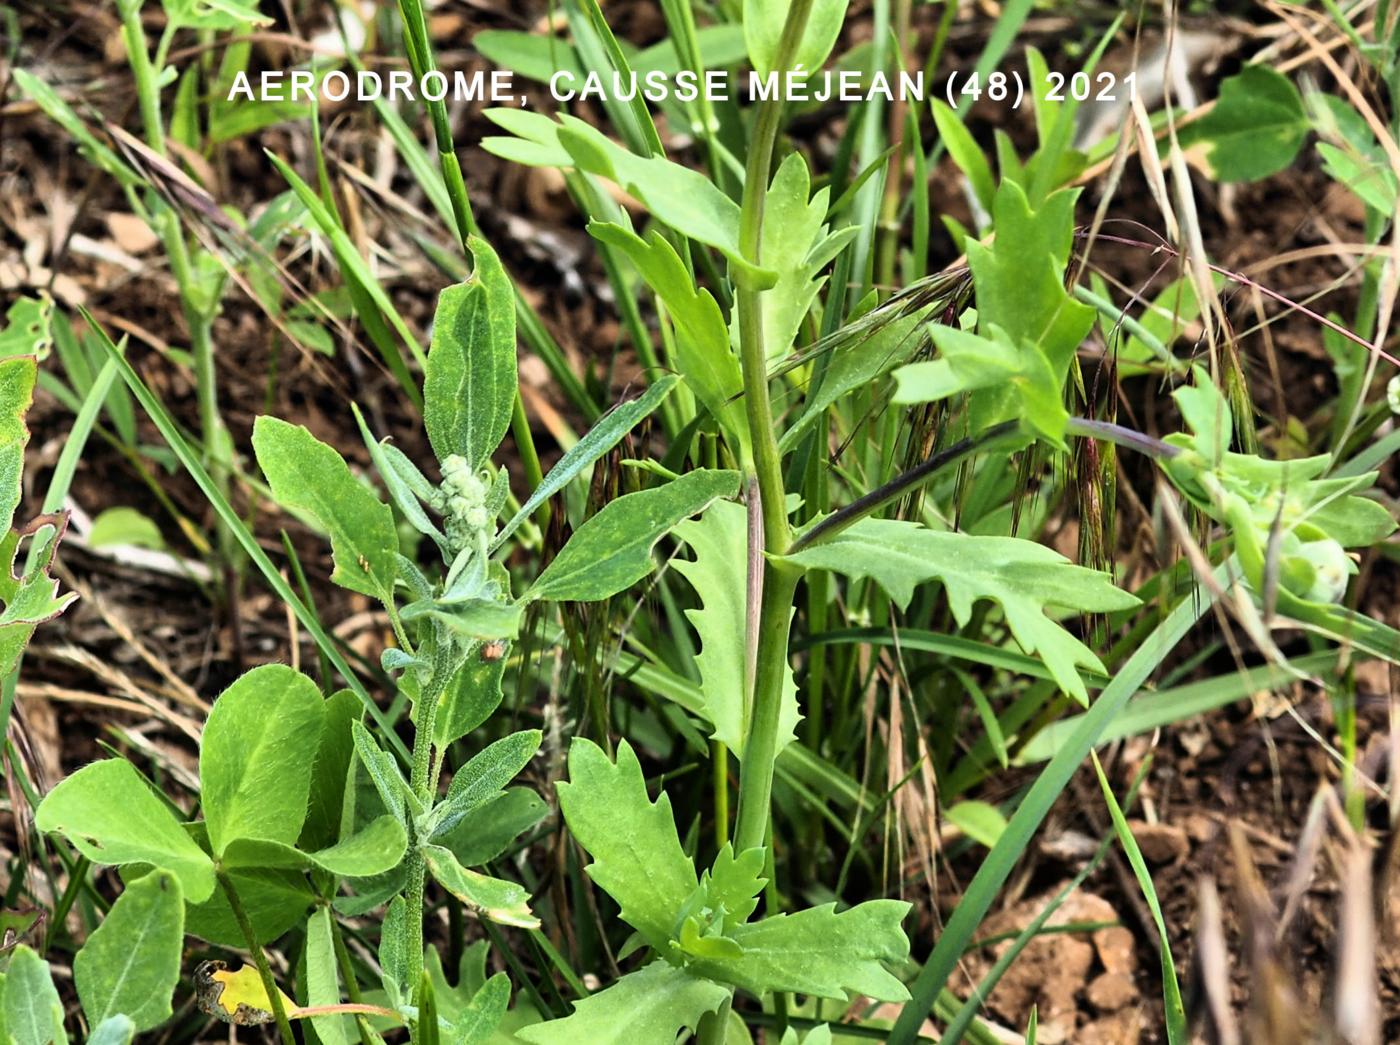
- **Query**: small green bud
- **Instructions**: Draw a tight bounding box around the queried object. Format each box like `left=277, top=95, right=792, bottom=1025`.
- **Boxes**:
left=1293, top=538, right=1352, bottom=604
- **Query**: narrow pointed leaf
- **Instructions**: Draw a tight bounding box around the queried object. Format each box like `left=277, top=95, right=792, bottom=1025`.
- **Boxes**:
left=430, top=729, right=541, bottom=838
left=351, top=720, right=412, bottom=825
left=423, top=846, right=538, bottom=928
left=451, top=971, right=510, bottom=1045
left=494, top=375, right=681, bottom=547
left=527, top=470, right=739, bottom=602
left=252, top=416, right=398, bottom=603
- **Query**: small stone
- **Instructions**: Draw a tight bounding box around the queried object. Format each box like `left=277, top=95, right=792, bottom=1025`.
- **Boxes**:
left=105, top=211, right=160, bottom=254
left=1128, top=819, right=1188, bottom=863
left=1086, top=971, right=1137, bottom=1012
left=1093, top=924, right=1137, bottom=976
left=1080, top=1009, right=1143, bottom=1044
left=1039, top=829, right=1100, bottom=863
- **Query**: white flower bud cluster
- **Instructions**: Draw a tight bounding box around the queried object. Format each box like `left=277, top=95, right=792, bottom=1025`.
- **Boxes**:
left=437, top=453, right=493, bottom=548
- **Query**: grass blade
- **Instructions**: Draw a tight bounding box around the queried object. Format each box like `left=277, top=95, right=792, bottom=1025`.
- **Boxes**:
left=887, top=567, right=1222, bottom=1044
left=1091, top=752, right=1187, bottom=1042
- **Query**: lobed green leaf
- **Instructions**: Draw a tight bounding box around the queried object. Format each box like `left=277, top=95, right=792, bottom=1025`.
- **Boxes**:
left=687, top=899, right=912, bottom=1002
left=555, top=738, right=696, bottom=951
left=515, top=961, right=728, bottom=1045
left=783, top=518, right=1138, bottom=703
left=673, top=500, right=799, bottom=759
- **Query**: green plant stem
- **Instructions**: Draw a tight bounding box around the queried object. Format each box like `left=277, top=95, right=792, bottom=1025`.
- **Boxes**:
left=729, top=0, right=816, bottom=858
left=874, top=0, right=914, bottom=292
left=42, top=855, right=90, bottom=952
left=712, top=738, right=730, bottom=850
left=406, top=639, right=455, bottom=1003
left=734, top=565, right=800, bottom=852
left=117, top=0, right=226, bottom=477
left=511, top=395, right=548, bottom=528
left=329, top=912, right=377, bottom=1045
left=116, top=0, right=163, bottom=155
left=216, top=866, right=296, bottom=1045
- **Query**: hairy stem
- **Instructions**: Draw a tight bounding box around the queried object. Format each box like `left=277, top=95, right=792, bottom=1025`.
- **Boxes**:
left=217, top=867, right=295, bottom=1045
left=401, top=634, right=461, bottom=1008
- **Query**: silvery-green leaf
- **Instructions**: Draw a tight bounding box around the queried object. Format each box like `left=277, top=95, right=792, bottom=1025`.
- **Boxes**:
left=253, top=416, right=398, bottom=603
left=527, top=470, right=739, bottom=603
left=423, top=846, right=538, bottom=928
left=424, top=237, right=517, bottom=470
left=3, top=946, right=67, bottom=1045
left=495, top=375, right=682, bottom=547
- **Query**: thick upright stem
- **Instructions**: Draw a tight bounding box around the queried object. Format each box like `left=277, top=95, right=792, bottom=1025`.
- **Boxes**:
left=733, top=565, right=800, bottom=851
left=729, top=0, right=817, bottom=856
